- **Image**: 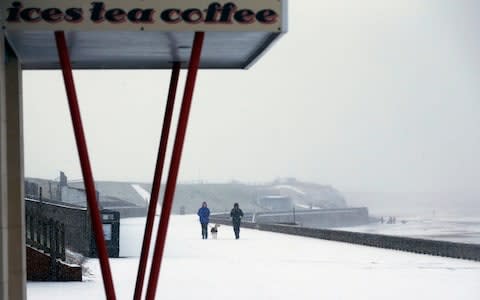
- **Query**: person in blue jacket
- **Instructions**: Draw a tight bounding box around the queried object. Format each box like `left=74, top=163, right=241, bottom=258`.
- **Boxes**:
left=197, top=201, right=210, bottom=239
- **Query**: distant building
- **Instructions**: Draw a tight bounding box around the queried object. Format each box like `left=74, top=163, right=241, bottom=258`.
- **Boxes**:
left=257, top=195, right=293, bottom=211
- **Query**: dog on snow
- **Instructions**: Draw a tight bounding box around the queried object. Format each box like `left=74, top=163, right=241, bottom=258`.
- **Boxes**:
left=210, top=224, right=220, bottom=239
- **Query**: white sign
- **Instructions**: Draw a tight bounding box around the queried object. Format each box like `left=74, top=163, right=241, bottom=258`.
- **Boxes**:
left=103, top=223, right=112, bottom=241
left=1, top=0, right=285, bottom=32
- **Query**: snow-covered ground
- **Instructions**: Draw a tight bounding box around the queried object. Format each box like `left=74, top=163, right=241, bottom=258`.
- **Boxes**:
left=28, top=215, right=480, bottom=300
left=340, top=216, right=480, bottom=244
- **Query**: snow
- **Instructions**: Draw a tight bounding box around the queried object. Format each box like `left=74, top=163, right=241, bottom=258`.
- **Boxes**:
left=130, top=184, right=162, bottom=214
left=273, top=184, right=306, bottom=195
left=295, top=203, right=321, bottom=209
left=28, top=215, right=480, bottom=300
left=131, top=184, right=150, bottom=203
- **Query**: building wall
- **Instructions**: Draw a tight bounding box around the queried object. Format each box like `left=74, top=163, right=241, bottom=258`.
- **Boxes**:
left=257, top=196, right=293, bottom=211
left=0, top=38, right=26, bottom=300
left=61, top=186, right=87, bottom=206
left=26, top=246, right=81, bottom=281
left=0, top=29, right=9, bottom=300
left=25, top=199, right=91, bottom=256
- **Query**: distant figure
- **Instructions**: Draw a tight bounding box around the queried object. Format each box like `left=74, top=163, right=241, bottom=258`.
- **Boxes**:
left=210, top=224, right=220, bottom=239
left=230, top=203, right=244, bottom=239
left=197, top=202, right=210, bottom=239
left=380, top=216, right=384, bottom=224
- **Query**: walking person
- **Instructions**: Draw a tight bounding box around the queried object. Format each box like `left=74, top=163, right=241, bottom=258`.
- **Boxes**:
left=230, top=203, right=244, bottom=239
left=197, top=201, right=210, bottom=239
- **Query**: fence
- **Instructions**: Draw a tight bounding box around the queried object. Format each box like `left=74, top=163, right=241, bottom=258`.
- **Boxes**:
left=26, top=213, right=66, bottom=262
left=25, top=198, right=120, bottom=258
left=25, top=210, right=70, bottom=281
left=25, top=198, right=91, bottom=256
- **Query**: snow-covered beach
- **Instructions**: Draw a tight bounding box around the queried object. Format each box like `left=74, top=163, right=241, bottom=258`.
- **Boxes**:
left=340, top=216, right=480, bottom=244
left=28, top=215, right=480, bottom=300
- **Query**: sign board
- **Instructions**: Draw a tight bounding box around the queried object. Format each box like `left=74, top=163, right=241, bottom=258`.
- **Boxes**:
left=1, top=0, right=285, bottom=32
left=103, top=224, right=112, bottom=241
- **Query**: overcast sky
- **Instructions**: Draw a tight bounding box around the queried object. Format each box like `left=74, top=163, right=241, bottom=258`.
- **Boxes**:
left=23, top=0, right=480, bottom=208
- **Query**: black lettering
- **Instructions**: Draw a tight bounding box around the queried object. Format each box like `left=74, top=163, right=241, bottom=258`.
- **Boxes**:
left=182, top=9, right=203, bottom=24
left=20, top=8, right=41, bottom=22
left=90, top=1, right=105, bottom=22
left=160, top=9, right=181, bottom=23
left=6, top=1, right=22, bottom=22
left=65, top=8, right=83, bottom=23
left=256, top=9, right=277, bottom=24
left=127, top=8, right=155, bottom=23
left=6, top=2, right=280, bottom=26
left=219, top=3, right=236, bottom=23
left=204, top=2, right=221, bottom=23
left=234, top=9, right=254, bottom=24
left=41, top=8, right=63, bottom=23
left=105, top=8, right=126, bottom=23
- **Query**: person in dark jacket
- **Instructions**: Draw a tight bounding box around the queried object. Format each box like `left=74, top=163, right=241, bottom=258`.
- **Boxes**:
left=197, top=201, right=210, bottom=239
left=230, top=203, right=244, bottom=239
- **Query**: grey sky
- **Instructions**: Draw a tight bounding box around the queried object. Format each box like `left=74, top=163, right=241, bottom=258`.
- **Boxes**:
left=23, top=1, right=480, bottom=204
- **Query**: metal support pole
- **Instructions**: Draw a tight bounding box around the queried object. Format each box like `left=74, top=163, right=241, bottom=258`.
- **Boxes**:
left=133, top=62, right=181, bottom=300
left=54, top=31, right=116, bottom=300
left=145, top=32, right=204, bottom=300
left=293, top=206, right=296, bottom=224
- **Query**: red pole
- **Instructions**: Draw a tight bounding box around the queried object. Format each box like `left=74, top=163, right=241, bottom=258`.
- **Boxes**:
left=145, top=32, right=205, bottom=300
left=54, top=31, right=116, bottom=300
left=133, top=62, right=181, bottom=300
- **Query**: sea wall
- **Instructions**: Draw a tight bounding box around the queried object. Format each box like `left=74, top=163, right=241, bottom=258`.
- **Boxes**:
left=210, top=215, right=480, bottom=262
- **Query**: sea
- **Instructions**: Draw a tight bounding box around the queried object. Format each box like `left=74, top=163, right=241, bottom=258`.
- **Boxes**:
left=340, top=215, right=480, bottom=244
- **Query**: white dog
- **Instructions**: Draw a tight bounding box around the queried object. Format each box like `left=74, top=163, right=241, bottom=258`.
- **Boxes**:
left=210, top=224, right=220, bottom=239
